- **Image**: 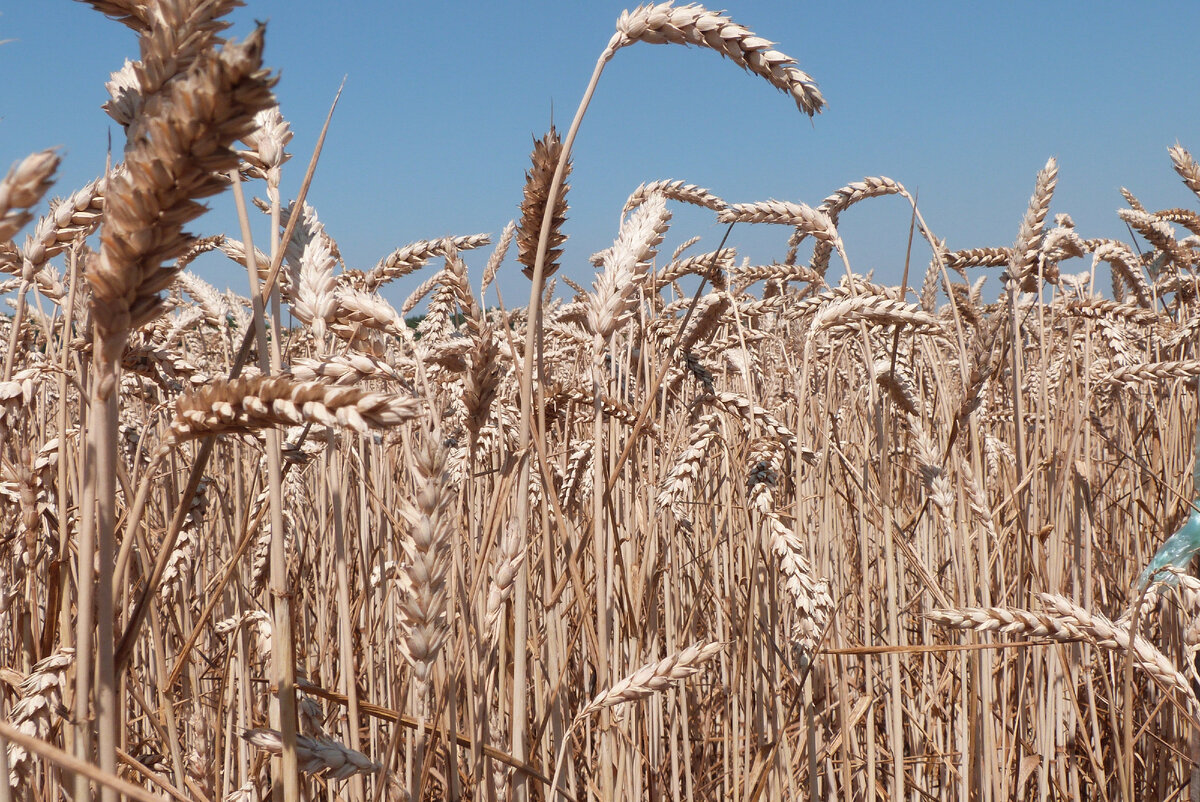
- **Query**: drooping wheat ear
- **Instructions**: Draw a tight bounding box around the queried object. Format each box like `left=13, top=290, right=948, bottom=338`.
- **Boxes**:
left=1152, top=208, right=1200, bottom=236
left=941, top=246, right=1012, bottom=272
left=677, top=292, right=729, bottom=352
left=398, top=438, right=455, bottom=690
left=1118, top=208, right=1193, bottom=268
left=90, top=25, right=276, bottom=394
left=711, top=391, right=796, bottom=449
left=658, top=411, right=722, bottom=528
left=794, top=175, right=908, bottom=271
left=872, top=357, right=918, bottom=416
left=926, top=607, right=1084, bottom=641
left=1101, top=360, right=1200, bottom=386
left=808, top=293, right=940, bottom=334
left=165, top=375, right=422, bottom=445
left=1061, top=297, right=1160, bottom=326
left=1006, top=157, right=1058, bottom=291
left=345, top=233, right=492, bottom=293
left=613, top=4, right=825, bottom=116
left=577, top=641, right=726, bottom=720
left=159, top=476, right=210, bottom=603
left=290, top=353, right=404, bottom=385
left=1169, top=143, right=1200, bottom=199
left=719, top=200, right=839, bottom=245
left=517, top=126, right=571, bottom=281
left=562, top=438, right=595, bottom=510
left=242, top=728, right=381, bottom=781
left=331, top=288, right=408, bottom=339
left=746, top=437, right=783, bottom=515
left=732, top=261, right=822, bottom=290
left=1038, top=593, right=1195, bottom=702
left=652, top=249, right=734, bottom=291
left=587, top=193, right=671, bottom=340
left=0, top=150, right=59, bottom=243
left=176, top=269, right=229, bottom=329
left=6, top=648, right=75, bottom=788
left=624, top=180, right=726, bottom=214
left=1087, top=239, right=1153, bottom=307
left=215, top=610, right=273, bottom=659
left=763, top=512, right=833, bottom=656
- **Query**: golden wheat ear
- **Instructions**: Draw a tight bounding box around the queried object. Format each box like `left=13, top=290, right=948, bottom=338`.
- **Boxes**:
left=517, top=125, right=571, bottom=281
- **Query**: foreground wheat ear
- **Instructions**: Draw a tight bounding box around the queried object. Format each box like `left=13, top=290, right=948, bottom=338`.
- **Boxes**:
left=9, top=0, right=1200, bottom=799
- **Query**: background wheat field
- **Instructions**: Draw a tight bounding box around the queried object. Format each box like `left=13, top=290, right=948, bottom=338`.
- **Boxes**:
left=3, top=2, right=1200, bottom=801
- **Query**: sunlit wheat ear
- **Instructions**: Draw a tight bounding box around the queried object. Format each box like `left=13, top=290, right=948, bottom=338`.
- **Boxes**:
left=1169, top=143, right=1200, bottom=198
left=22, top=174, right=105, bottom=277
left=624, top=180, right=726, bottom=215
left=1118, top=208, right=1193, bottom=269
left=91, top=25, right=276, bottom=391
left=926, top=607, right=1084, bottom=640
left=0, top=150, right=59, bottom=243
left=240, top=106, right=293, bottom=193
left=1088, top=239, right=1153, bottom=307
left=587, top=193, right=671, bottom=340
left=397, top=438, right=455, bottom=690
left=659, top=411, right=722, bottom=529
left=613, top=3, right=825, bottom=116
left=164, top=375, right=422, bottom=446
left=481, top=220, right=516, bottom=295
left=577, top=641, right=726, bottom=720
left=1006, top=157, right=1058, bottom=292
left=794, top=175, right=908, bottom=270
left=518, top=125, right=571, bottom=280
left=719, top=200, right=839, bottom=245
left=1038, top=594, right=1195, bottom=702
left=344, top=233, right=492, bottom=293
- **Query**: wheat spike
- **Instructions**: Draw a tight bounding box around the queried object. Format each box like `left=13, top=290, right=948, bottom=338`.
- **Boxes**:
left=517, top=125, right=571, bottom=280
left=613, top=3, right=825, bottom=116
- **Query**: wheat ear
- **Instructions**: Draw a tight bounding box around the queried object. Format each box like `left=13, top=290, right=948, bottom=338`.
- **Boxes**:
left=165, top=375, right=421, bottom=445
left=242, top=728, right=380, bottom=781
left=614, top=4, right=824, bottom=115
left=0, top=150, right=59, bottom=243
left=517, top=126, right=571, bottom=280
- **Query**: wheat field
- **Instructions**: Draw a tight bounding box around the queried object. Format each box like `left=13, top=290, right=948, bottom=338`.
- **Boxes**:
left=3, top=2, right=1200, bottom=801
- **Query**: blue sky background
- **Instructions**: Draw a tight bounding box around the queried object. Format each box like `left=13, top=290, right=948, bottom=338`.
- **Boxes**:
left=3, top=2, right=1199, bottom=310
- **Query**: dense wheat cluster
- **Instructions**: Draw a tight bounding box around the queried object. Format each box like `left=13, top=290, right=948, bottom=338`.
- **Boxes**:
left=4, top=1, right=1200, bottom=801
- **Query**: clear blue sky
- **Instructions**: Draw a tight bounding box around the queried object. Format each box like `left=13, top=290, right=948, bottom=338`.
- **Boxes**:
left=3, top=2, right=1199, bottom=309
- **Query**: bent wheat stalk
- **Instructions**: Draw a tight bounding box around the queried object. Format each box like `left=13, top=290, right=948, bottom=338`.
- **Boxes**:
left=548, top=642, right=726, bottom=800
